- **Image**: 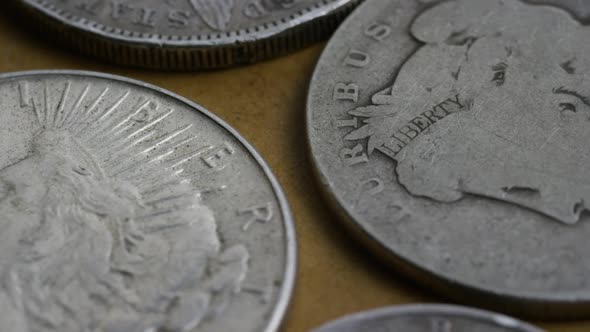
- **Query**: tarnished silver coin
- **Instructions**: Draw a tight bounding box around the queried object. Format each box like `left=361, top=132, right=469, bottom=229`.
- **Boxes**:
left=307, top=0, right=590, bottom=318
left=14, top=0, right=361, bottom=70
left=312, top=305, right=544, bottom=332
left=0, top=70, right=295, bottom=331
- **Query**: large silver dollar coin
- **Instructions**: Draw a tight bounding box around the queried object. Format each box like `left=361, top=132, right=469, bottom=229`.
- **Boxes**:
left=307, top=0, right=590, bottom=318
left=312, top=305, right=544, bottom=332
left=0, top=70, right=295, bottom=331
left=14, top=0, right=361, bottom=70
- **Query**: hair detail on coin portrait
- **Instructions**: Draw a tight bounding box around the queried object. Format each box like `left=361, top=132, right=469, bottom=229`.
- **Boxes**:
left=345, top=0, right=590, bottom=225
left=0, top=81, right=249, bottom=331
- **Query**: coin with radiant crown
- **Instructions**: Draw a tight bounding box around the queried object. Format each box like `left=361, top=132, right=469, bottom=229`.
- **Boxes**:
left=312, top=305, right=544, bottom=332
left=14, top=0, right=361, bottom=70
left=307, top=0, right=590, bottom=318
left=0, top=70, right=295, bottom=331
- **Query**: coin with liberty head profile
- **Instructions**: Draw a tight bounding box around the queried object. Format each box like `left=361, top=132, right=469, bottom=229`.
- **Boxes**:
left=0, top=70, right=295, bottom=331
left=14, top=0, right=361, bottom=70
left=307, top=0, right=590, bottom=318
left=312, top=305, right=544, bottom=332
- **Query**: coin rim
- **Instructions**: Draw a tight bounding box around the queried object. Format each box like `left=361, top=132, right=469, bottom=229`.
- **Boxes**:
left=312, top=304, right=545, bottom=332
left=13, top=0, right=362, bottom=69
left=18, top=0, right=360, bottom=46
left=0, top=69, right=297, bottom=332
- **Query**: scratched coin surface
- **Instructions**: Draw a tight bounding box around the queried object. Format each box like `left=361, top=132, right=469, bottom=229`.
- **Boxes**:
left=312, top=305, right=545, bottom=332
left=14, top=0, right=361, bottom=70
left=307, top=0, right=590, bottom=318
left=0, top=70, right=295, bottom=331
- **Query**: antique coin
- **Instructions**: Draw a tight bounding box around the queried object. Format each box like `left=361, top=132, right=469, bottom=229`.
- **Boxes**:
left=312, top=305, right=545, bottom=332
left=0, top=70, right=295, bottom=331
left=14, top=0, right=361, bottom=70
left=307, top=0, right=590, bottom=318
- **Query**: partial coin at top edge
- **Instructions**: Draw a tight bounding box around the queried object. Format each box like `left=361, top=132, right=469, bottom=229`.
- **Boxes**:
left=13, top=0, right=362, bottom=70
left=311, top=304, right=545, bottom=332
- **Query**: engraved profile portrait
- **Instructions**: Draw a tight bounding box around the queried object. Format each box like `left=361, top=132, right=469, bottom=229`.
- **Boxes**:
left=346, top=0, right=590, bottom=225
left=0, top=82, right=249, bottom=331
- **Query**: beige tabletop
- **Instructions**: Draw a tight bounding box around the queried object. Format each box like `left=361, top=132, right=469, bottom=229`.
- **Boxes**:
left=0, top=10, right=589, bottom=332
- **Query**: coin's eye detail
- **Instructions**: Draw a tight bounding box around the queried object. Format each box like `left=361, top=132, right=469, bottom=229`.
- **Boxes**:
left=553, top=86, right=590, bottom=113
left=491, top=63, right=507, bottom=86
left=559, top=102, right=577, bottom=113
left=492, top=71, right=505, bottom=85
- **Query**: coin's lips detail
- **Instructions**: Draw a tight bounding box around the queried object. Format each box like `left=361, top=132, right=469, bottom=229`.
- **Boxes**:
left=311, top=304, right=545, bottom=332
left=20, top=0, right=360, bottom=46
left=0, top=70, right=296, bottom=332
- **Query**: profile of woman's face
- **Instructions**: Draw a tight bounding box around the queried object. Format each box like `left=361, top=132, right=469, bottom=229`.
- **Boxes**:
left=0, top=131, right=103, bottom=231
left=0, top=164, right=38, bottom=285
left=0, top=157, right=44, bottom=224
left=0, top=151, right=63, bottom=263
left=349, top=0, right=590, bottom=225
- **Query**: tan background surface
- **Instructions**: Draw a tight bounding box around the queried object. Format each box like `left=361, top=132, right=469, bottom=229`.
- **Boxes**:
left=1, top=11, right=589, bottom=332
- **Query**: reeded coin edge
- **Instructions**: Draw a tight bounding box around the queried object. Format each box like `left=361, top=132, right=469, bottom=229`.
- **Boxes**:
left=15, top=0, right=362, bottom=69
left=312, top=304, right=545, bottom=332
left=0, top=69, right=297, bottom=332
left=305, top=0, right=590, bottom=319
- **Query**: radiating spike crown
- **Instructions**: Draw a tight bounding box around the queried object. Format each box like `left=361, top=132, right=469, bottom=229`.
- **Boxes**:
left=22, top=80, right=212, bottom=222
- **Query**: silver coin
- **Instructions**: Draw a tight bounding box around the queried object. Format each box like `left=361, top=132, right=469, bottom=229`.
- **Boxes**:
left=0, top=70, right=295, bottom=331
left=312, top=305, right=544, bottom=332
left=14, top=0, right=361, bottom=70
left=307, top=0, right=590, bottom=318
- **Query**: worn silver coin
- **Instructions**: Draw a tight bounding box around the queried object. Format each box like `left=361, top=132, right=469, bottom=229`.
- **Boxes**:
left=14, top=0, right=361, bottom=70
left=0, top=70, right=295, bottom=331
left=312, top=305, right=545, bottom=332
left=307, top=0, right=590, bottom=318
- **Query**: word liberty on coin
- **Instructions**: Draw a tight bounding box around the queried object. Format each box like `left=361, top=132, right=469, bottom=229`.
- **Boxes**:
left=0, top=71, right=295, bottom=331
left=14, top=0, right=361, bottom=69
left=312, top=305, right=545, bottom=332
left=356, top=94, right=467, bottom=159
left=307, top=0, right=590, bottom=318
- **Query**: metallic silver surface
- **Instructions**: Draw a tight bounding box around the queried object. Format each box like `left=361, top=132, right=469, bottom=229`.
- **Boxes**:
left=307, top=0, right=590, bottom=318
left=15, top=0, right=361, bottom=70
left=312, top=305, right=544, bottom=332
left=0, top=70, right=295, bottom=331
